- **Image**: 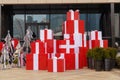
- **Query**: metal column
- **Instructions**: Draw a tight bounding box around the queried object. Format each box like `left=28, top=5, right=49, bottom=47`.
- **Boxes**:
left=111, top=3, right=115, bottom=47
left=0, top=5, right=1, bottom=41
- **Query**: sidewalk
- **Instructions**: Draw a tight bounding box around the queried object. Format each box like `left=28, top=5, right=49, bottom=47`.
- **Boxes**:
left=0, top=68, right=120, bottom=80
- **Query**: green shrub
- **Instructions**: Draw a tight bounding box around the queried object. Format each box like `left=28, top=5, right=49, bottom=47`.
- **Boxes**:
left=93, top=48, right=104, bottom=60
left=87, top=49, right=94, bottom=58
left=108, top=47, right=117, bottom=59
left=116, top=57, right=120, bottom=68
left=103, top=48, right=111, bottom=59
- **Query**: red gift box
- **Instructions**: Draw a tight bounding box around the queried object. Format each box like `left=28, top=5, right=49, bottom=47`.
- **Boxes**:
left=58, top=40, right=75, bottom=54
left=48, top=54, right=65, bottom=72
left=79, top=47, right=88, bottom=68
left=64, top=33, right=87, bottom=47
left=26, top=54, right=39, bottom=70
left=63, top=20, right=85, bottom=34
left=30, top=39, right=45, bottom=54
left=103, top=40, right=108, bottom=48
left=65, top=53, right=75, bottom=70
left=40, top=29, right=53, bottom=42
left=0, top=42, right=3, bottom=51
left=67, top=10, right=79, bottom=20
left=47, top=39, right=57, bottom=53
left=91, top=40, right=100, bottom=48
left=39, top=54, right=48, bottom=70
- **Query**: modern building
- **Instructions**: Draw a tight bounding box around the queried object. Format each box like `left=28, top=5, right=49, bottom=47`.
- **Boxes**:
left=0, top=0, right=120, bottom=46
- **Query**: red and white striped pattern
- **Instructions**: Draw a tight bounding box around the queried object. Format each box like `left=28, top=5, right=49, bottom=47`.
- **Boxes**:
left=67, top=10, right=80, bottom=20
left=40, top=29, right=53, bottom=42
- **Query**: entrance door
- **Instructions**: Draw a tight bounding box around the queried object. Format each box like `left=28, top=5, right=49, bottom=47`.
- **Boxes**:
left=25, top=23, right=50, bottom=39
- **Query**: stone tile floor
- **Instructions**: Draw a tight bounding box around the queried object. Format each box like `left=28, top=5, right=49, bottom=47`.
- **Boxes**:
left=0, top=67, right=120, bottom=80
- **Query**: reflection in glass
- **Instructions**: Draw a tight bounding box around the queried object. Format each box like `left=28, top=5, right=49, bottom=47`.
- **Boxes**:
left=50, top=14, right=66, bottom=34
left=26, top=14, right=49, bottom=23
left=13, top=15, right=25, bottom=40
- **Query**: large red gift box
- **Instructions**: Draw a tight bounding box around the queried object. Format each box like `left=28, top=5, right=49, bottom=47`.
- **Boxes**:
left=79, top=47, right=88, bottom=68
left=39, top=54, right=48, bottom=70
left=26, top=53, right=48, bottom=70
left=63, top=20, right=84, bottom=34
left=65, top=53, right=75, bottom=70
left=48, top=54, right=65, bottom=72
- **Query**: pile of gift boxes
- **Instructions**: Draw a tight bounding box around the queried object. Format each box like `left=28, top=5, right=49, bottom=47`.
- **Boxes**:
left=26, top=10, right=108, bottom=72
left=0, top=10, right=108, bottom=72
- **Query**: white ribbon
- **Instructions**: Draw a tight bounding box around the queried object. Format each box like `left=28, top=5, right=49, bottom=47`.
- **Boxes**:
left=70, top=10, right=74, bottom=20
left=48, top=30, right=53, bottom=39
left=40, top=30, right=44, bottom=41
left=100, top=40, right=103, bottom=48
left=91, top=31, right=95, bottom=40
left=64, top=21, right=67, bottom=34
left=64, top=34, right=70, bottom=39
left=74, top=20, right=79, bottom=33
left=33, top=54, right=39, bottom=70
left=75, top=53, right=79, bottom=70
left=60, top=40, right=75, bottom=53
left=35, top=42, right=39, bottom=54
left=98, top=31, right=102, bottom=40
left=89, top=40, right=92, bottom=49
left=84, top=34, right=87, bottom=47
left=53, top=57, right=57, bottom=72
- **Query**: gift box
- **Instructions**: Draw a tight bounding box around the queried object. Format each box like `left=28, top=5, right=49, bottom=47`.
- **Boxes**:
left=30, top=39, right=45, bottom=54
left=103, top=40, right=108, bottom=48
left=12, top=38, right=19, bottom=49
left=64, top=33, right=87, bottom=47
left=47, top=39, right=57, bottom=53
left=39, top=54, right=48, bottom=70
left=0, top=42, right=3, bottom=51
left=65, top=53, right=75, bottom=70
left=89, top=30, right=102, bottom=40
left=48, top=54, right=65, bottom=72
left=91, top=40, right=100, bottom=48
left=67, top=10, right=79, bottom=20
left=79, top=47, right=88, bottom=68
left=40, top=29, right=53, bottom=42
left=63, top=20, right=85, bottom=34
left=58, top=40, right=75, bottom=54
left=26, top=54, right=39, bottom=70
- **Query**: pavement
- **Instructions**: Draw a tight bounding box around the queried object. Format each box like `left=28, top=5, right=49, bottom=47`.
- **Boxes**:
left=0, top=67, right=120, bottom=80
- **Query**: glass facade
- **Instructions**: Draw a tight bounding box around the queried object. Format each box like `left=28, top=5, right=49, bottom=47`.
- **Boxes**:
left=13, top=15, right=25, bottom=40
left=13, top=13, right=102, bottom=39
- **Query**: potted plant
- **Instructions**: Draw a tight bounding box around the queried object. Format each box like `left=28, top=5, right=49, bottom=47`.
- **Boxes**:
left=103, top=48, right=111, bottom=71
left=93, top=48, right=104, bottom=71
left=87, top=49, right=95, bottom=69
left=109, top=47, right=117, bottom=69
left=116, top=57, right=120, bottom=69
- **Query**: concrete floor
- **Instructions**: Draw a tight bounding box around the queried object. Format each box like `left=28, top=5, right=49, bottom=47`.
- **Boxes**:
left=0, top=67, right=120, bottom=80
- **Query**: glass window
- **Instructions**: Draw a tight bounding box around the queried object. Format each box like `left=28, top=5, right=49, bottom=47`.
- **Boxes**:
left=26, top=14, right=49, bottom=23
left=115, top=13, right=120, bottom=37
left=50, top=14, right=66, bottom=34
left=13, top=14, right=25, bottom=40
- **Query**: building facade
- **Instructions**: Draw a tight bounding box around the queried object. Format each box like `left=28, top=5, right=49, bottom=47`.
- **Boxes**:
left=0, top=0, right=120, bottom=47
